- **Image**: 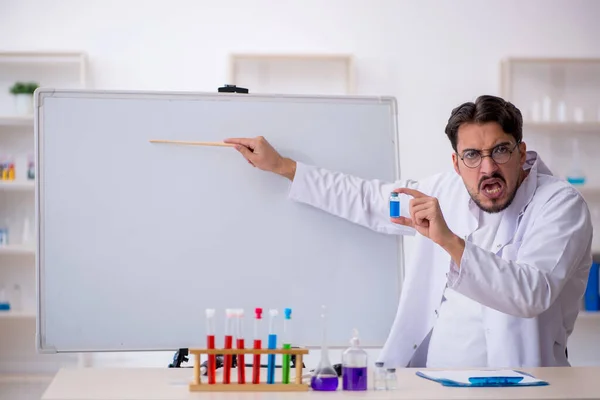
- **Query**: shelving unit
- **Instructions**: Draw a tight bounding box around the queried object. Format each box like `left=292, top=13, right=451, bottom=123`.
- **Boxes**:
left=0, top=50, right=87, bottom=375
left=228, top=53, right=355, bottom=95
left=500, top=57, right=600, bottom=253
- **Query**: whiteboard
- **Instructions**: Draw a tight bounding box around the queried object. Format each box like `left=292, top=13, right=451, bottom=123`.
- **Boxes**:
left=34, top=89, right=402, bottom=353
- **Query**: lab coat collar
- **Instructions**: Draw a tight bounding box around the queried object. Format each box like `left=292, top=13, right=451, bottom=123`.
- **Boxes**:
left=466, top=151, right=550, bottom=251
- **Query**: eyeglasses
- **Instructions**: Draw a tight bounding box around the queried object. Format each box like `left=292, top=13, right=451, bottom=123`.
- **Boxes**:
left=457, top=142, right=520, bottom=168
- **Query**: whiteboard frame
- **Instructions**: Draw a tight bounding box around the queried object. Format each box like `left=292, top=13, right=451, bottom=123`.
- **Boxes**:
left=33, top=88, right=404, bottom=353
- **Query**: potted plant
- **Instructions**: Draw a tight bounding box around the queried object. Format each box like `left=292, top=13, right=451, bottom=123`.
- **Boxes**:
left=9, top=81, right=39, bottom=115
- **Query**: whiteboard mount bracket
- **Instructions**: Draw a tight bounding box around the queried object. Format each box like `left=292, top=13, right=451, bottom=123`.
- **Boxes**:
left=218, top=84, right=249, bottom=94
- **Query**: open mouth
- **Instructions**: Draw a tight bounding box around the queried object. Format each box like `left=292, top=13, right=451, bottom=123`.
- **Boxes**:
left=480, top=178, right=505, bottom=200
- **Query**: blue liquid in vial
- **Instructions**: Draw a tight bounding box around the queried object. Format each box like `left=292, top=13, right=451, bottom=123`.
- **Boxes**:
left=567, top=177, right=586, bottom=185
left=390, top=200, right=400, bottom=218
left=342, top=366, right=367, bottom=391
left=311, top=374, right=339, bottom=391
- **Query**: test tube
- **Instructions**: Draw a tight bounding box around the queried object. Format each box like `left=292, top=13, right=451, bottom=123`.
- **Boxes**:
left=205, top=308, right=216, bottom=384
left=267, top=309, right=278, bottom=384
left=252, top=308, right=263, bottom=384
left=282, top=308, right=292, bottom=384
left=223, top=309, right=234, bottom=384
left=236, top=309, right=246, bottom=384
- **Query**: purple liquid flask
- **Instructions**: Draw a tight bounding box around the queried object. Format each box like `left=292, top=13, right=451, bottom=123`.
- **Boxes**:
left=310, top=305, right=339, bottom=391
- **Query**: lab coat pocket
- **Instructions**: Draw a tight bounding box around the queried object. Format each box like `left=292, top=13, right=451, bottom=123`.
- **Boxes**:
left=500, top=240, right=522, bottom=261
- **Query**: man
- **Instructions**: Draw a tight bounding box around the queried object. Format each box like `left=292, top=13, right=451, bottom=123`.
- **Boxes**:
left=224, top=95, right=593, bottom=368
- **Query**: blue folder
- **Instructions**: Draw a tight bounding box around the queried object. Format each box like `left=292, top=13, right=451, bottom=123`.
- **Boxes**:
left=416, top=369, right=549, bottom=387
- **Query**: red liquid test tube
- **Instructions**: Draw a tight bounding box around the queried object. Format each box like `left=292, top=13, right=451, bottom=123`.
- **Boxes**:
left=223, top=309, right=234, bottom=384
left=252, top=307, right=263, bottom=384
left=253, top=339, right=262, bottom=384
left=205, top=309, right=216, bottom=384
left=237, top=337, right=246, bottom=383
left=236, top=309, right=246, bottom=384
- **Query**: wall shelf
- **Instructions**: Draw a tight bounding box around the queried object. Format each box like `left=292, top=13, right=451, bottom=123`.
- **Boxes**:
left=229, top=53, right=355, bottom=95
left=525, top=122, right=600, bottom=134
left=577, top=186, right=600, bottom=199
left=0, top=311, right=35, bottom=319
left=0, top=116, right=33, bottom=127
left=579, top=311, right=600, bottom=320
left=0, top=245, right=35, bottom=256
left=0, top=51, right=86, bottom=65
left=0, top=181, right=34, bottom=191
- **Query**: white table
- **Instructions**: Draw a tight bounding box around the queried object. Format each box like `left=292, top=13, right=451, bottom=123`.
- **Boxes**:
left=42, top=366, right=600, bottom=400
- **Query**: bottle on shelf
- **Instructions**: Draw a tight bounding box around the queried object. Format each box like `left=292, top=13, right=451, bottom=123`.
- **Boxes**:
left=0, top=285, right=10, bottom=311
left=22, top=217, right=32, bottom=246
left=566, top=138, right=586, bottom=186
left=11, top=284, right=22, bottom=311
left=27, top=153, right=35, bottom=180
left=0, top=224, right=8, bottom=246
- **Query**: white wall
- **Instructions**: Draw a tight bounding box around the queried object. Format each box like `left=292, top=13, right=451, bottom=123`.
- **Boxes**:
left=1, top=0, right=600, bottom=372
left=2, top=0, right=600, bottom=180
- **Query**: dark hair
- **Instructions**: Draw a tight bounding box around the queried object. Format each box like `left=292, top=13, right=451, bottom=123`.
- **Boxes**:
left=445, top=95, right=523, bottom=152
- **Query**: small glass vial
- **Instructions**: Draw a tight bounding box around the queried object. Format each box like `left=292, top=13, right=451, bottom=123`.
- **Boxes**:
left=0, top=285, right=10, bottom=311
left=389, top=192, right=400, bottom=218
left=373, top=361, right=386, bottom=390
left=385, top=368, right=397, bottom=390
left=11, top=284, right=22, bottom=311
left=27, top=153, right=35, bottom=180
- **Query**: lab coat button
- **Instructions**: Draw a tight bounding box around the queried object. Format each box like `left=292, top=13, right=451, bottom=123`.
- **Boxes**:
left=413, top=344, right=417, bottom=349
left=497, top=244, right=502, bottom=248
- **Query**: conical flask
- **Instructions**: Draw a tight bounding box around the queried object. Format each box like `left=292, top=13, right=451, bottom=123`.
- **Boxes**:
left=310, top=305, right=339, bottom=391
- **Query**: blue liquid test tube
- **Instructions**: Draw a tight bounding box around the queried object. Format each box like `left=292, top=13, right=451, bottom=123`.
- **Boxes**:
left=390, top=192, right=400, bottom=218
left=267, top=309, right=278, bottom=384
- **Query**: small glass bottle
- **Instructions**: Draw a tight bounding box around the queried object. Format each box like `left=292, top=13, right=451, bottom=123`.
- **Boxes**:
left=389, top=192, right=400, bottom=218
left=11, top=284, right=22, bottom=311
left=0, top=285, right=10, bottom=311
left=342, top=329, right=368, bottom=391
left=373, top=361, right=386, bottom=390
left=385, top=368, right=398, bottom=390
left=566, top=138, right=586, bottom=186
left=27, top=153, right=35, bottom=180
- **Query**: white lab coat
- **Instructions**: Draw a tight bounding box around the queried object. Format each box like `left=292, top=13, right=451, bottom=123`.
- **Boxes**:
left=288, top=151, right=593, bottom=368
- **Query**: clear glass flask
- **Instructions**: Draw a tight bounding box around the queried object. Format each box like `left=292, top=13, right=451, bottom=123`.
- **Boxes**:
left=310, top=306, right=339, bottom=391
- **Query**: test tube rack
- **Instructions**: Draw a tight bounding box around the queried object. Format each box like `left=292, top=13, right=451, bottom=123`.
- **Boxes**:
left=189, top=347, right=310, bottom=392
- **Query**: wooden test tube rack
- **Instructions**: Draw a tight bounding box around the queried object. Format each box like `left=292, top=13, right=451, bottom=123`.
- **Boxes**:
left=189, top=347, right=310, bottom=392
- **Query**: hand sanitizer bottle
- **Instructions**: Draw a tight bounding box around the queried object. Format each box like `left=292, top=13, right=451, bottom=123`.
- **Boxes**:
left=342, top=329, right=368, bottom=391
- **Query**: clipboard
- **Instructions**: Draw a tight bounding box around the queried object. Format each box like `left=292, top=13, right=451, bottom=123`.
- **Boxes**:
left=416, top=369, right=549, bottom=387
